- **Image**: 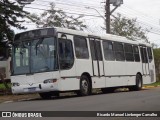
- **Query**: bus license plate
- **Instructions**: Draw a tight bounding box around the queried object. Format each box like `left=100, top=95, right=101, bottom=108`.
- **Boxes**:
left=28, top=87, right=36, bottom=92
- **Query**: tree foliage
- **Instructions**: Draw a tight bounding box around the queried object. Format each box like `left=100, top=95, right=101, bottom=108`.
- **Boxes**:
left=153, top=48, right=160, bottom=81
left=0, top=0, right=34, bottom=43
left=30, top=3, right=87, bottom=30
left=0, top=0, right=34, bottom=58
left=110, top=13, right=148, bottom=41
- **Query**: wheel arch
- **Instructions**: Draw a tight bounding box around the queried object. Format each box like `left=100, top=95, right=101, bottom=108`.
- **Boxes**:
left=136, top=72, right=143, bottom=89
left=81, top=72, right=92, bottom=90
left=137, top=72, right=143, bottom=82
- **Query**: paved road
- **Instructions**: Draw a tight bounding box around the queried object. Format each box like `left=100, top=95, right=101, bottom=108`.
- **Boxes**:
left=0, top=87, right=160, bottom=119
left=0, top=87, right=160, bottom=111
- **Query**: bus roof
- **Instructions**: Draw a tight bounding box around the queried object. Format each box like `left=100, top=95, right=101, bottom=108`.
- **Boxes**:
left=15, top=27, right=152, bottom=47
left=55, top=27, right=152, bottom=47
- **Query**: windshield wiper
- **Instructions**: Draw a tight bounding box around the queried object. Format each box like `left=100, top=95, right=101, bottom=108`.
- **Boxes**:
left=35, top=37, right=44, bottom=55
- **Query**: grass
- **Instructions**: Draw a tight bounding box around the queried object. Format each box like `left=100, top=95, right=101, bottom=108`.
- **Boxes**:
left=144, top=81, right=160, bottom=87
left=0, top=83, right=11, bottom=90
left=0, top=84, right=6, bottom=89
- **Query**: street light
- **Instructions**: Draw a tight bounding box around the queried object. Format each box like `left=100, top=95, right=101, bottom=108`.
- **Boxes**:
left=86, top=0, right=123, bottom=34
left=85, top=7, right=106, bottom=21
left=110, top=0, right=123, bottom=6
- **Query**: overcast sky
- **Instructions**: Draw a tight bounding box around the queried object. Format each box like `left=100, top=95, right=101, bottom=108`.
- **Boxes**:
left=14, top=0, right=160, bottom=46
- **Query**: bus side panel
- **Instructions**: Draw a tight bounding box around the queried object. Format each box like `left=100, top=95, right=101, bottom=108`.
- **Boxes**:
left=92, top=77, right=106, bottom=88
left=58, top=78, right=80, bottom=91
left=58, top=58, right=80, bottom=91
left=104, top=61, right=126, bottom=76
left=143, top=59, right=156, bottom=84
left=125, top=62, right=142, bottom=86
left=105, top=77, right=128, bottom=87
left=75, top=59, right=93, bottom=76
left=103, top=61, right=126, bottom=87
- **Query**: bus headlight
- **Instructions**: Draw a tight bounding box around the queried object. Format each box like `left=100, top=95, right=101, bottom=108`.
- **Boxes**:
left=43, top=79, right=57, bottom=84
left=12, top=82, right=20, bottom=87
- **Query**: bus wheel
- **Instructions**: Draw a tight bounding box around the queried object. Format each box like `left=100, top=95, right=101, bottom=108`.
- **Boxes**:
left=77, top=75, right=90, bottom=96
left=129, top=74, right=142, bottom=91
left=39, top=92, right=52, bottom=99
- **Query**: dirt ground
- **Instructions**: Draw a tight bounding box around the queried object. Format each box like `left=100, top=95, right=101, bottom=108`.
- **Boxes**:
left=0, top=90, right=100, bottom=103
left=0, top=94, right=40, bottom=103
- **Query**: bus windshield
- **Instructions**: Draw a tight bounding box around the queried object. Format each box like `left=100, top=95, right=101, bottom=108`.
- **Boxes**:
left=13, top=37, right=57, bottom=75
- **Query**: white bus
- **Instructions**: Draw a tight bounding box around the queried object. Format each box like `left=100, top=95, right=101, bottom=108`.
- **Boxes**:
left=11, top=27, right=156, bottom=99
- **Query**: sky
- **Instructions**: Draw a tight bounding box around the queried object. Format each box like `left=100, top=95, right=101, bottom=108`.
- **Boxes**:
left=13, top=0, right=160, bottom=46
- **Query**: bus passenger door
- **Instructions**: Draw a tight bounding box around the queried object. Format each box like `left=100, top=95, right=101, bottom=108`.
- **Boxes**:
left=89, top=38, right=104, bottom=77
left=140, top=46, right=149, bottom=75
left=58, top=33, right=77, bottom=91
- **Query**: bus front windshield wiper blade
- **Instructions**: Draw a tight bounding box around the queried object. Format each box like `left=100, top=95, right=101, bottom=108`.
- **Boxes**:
left=35, top=37, right=44, bottom=55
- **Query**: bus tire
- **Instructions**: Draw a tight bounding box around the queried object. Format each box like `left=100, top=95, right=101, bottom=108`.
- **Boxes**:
left=129, top=74, right=142, bottom=91
left=77, top=75, right=91, bottom=96
left=39, top=92, right=52, bottom=99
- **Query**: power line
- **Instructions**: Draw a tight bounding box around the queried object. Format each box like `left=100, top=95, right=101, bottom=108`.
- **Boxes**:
left=24, top=2, right=160, bottom=36
left=115, top=12, right=160, bottom=36
left=35, top=0, right=160, bottom=27
left=24, top=6, right=102, bottom=17
left=34, top=0, right=103, bottom=9
left=32, top=0, right=160, bottom=29
left=25, top=6, right=160, bottom=33
left=117, top=8, right=159, bottom=26
left=148, top=31, right=160, bottom=36
left=123, top=5, right=160, bottom=22
left=30, top=0, right=105, bottom=15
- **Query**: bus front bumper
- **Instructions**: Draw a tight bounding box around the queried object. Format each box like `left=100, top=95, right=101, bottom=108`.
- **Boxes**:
left=11, top=83, right=59, bottom=94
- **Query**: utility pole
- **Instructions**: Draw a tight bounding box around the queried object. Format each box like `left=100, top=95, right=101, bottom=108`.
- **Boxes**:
left=105, top=0, right=123, bottom=34
left=106, top=0, right=110, bottom=34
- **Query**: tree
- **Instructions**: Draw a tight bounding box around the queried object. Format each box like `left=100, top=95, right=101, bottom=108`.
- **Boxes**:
left=108, top=13, right=148, bottom=41
left=30, top=3, right=87, bottom=30
left=0, top=0, right=34, bottom=58
left=0, top=0, right=34, bottom=43
left=153, top=48, right=160, bottom=81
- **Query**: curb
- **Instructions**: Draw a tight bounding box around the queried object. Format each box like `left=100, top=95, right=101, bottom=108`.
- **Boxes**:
left=1, top=97, right=38, bottom=104
left=143, top=86, right=155, bottom=89
left=2, top=101, right=13, bottom=104
left=142, top=85, right=160, bottom=89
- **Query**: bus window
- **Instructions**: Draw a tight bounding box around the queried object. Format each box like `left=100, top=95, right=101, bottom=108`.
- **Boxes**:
left=103, top=41, right=115, bottom=61
left=133, top=46, right=140, bottom=62
left=13, top=42, right=30, bottom=74
left=140, top=47, right=148, bottom=63
left=114, top=42, right=125, bottom=61
left=95, top=41, right=102, bottom=61
left=124, top=44, right=134, bottom=61
left=59, top=39, right=74, bottom=69
left=90, top=40, right=102, bottom=61
left=147, top=47, right=153, bottom=62
left=74, top=36, right=89, bottom=59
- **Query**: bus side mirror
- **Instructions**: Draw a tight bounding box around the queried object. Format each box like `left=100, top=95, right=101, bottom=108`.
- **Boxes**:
left=61, top=34, right=67, bottom=39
